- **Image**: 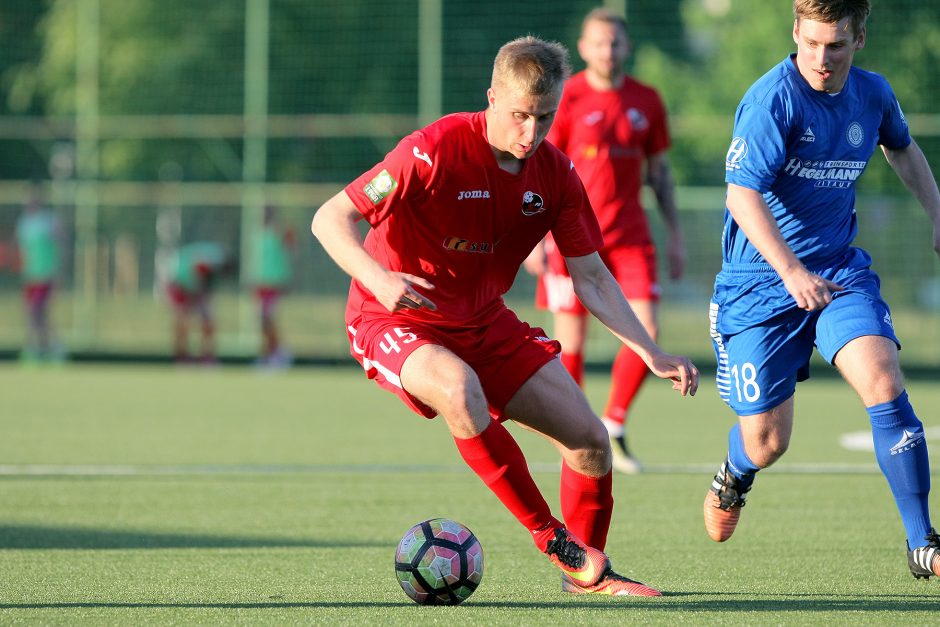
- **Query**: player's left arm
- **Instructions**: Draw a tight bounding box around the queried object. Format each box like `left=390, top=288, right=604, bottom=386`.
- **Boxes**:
left=566, top=252, right=698, bottom=396
left=646, top=150, right=685, bottom=280
left=882, top=139, right=940, bottom=259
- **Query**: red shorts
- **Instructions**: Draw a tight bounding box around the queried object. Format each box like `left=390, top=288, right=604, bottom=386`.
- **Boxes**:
left=346, top=307, right=561, bottom=419
left=255, top=286, right=283, bottom=313
left=23, top=282, right=53, bottom=309
left=535, top=243, right=660, bottom=315
left=166, top=283, right=202, bottom=310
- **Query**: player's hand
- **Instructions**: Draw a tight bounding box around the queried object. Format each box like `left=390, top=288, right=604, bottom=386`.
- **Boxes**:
left=781, top=266, right=843, bottom=311
left=373, top=271, right=437, bottom=313
left=667, top=231, right=686, bottom=281
left=647, top=351, right=699, bottom=397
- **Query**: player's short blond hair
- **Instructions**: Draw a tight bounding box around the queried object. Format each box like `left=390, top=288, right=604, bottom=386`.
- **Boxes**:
left=491, top=36, right=571, bottom=97
left=794, top=0, right=870, bottom=39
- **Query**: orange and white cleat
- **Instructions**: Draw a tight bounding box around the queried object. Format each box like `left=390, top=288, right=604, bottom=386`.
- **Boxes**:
left=562, top=569, right=662, bottom=597
left=703, top=459, right=750, bottom=542
left=544, top=527, right=610, bottom=588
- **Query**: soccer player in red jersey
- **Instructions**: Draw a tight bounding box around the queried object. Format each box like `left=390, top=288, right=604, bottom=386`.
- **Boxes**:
left=312, top=35, right=698, bottom=597
left=526, top=9, right=686, bottom=474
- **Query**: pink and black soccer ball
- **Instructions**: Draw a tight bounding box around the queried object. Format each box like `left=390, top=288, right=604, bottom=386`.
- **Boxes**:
left=394, top=518, right=484, bottom=605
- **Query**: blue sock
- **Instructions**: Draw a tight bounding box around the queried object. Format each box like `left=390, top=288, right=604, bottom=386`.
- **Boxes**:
left=868, top=390, right=933, bottom=548
left=726, top=423, right=760, bottom=491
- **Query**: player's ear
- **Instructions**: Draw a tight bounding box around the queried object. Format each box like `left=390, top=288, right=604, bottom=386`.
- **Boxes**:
left=792, top=19, right=800, bottom=46
left=854, top=27, right=866, bottom=51
left=486, top=87, right=497, bottom=110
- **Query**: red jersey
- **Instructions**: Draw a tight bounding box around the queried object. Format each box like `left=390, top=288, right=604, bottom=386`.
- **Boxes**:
left=345, top=111, right=603, bottom=328
left=547, top=72, right=670, bottom=249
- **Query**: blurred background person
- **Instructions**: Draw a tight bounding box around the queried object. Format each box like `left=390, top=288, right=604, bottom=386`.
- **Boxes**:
left=14, top=182, right=66, bottom=364
left=166, top=241, right=236, bottom=365
left=525, top=8, right=685, bottom=474
left=250, top=204, right=296, bottom=368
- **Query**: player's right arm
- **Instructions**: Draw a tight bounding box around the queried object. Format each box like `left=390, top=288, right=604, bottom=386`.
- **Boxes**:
left=725, top=183, right=841, bottom=311
left=311, top=191, right=436, bottom=312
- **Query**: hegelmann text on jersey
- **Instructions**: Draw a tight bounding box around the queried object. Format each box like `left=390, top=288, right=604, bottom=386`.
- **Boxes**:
left=782, top=158, right=865, bottom=188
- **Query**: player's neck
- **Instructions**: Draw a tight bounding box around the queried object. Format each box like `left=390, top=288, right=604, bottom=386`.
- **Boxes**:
left=585, top=69, right=624, bottom=91
left=489, top=147, right=524, bottom=174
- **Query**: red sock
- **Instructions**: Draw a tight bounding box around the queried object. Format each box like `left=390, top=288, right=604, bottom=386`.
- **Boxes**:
left=603, top=345, right=649, bottom=424
left=454, top=420, right=560, bottom=552
left=560, top=351, right=584, bottom=387
left=560, top=461, right=613, bottom=551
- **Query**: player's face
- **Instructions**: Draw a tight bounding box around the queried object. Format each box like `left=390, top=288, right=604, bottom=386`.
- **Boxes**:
left=578, top=19, right=629, bottom=82
left=486, top=85, right=561, bottom=161
left=793, top=17, right=865, bottom=93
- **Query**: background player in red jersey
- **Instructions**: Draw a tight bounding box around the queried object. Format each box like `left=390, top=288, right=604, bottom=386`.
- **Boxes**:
left=525, top=8, right=686, bottom=474
left=312, top=35, right=698, bottom=597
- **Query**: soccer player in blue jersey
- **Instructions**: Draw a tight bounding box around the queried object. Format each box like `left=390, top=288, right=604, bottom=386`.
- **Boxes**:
left=703, top=0, right=940, bottom=580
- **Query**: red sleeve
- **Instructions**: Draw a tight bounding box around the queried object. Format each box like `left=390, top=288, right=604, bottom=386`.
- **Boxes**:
left=550, top=160, right=604, bottom=257
left=344, top=129, right=436, bottom=227
left=644, top=89, right=671, bottom=156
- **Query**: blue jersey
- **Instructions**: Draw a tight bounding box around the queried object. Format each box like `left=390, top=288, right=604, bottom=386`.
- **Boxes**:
left=722, top=55, right=910, bottom=268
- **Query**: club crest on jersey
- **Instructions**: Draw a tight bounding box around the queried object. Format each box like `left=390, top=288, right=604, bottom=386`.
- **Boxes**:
left=363, top=169, right=397, bottom=204
left=442, top=236, right=493, bottom=254
left=846, top=122, right=864, bottom=148
left=521, top=191, right=546, bottom=216
left=626, top=107, right=649, bottom=130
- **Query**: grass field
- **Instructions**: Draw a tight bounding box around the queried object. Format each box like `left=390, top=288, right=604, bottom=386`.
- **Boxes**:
left=2, top=362, right=940, bottom=624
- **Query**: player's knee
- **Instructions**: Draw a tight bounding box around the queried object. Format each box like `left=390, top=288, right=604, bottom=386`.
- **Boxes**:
left=429, top=366, right=488, bottom=426
left=747, top=431, right=790, bottom=467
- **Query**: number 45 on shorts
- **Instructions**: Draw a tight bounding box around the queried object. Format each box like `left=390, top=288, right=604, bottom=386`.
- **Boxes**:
left=380, top=327, right=418, bottom=354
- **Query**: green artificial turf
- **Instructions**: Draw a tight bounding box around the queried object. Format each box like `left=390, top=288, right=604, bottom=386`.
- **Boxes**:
left=1, top=363, right=939, bottom=624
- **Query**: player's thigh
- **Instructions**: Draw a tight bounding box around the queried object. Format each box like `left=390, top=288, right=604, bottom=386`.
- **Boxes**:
left=553, top=311, right=588, bottom=352
left=626, top=298, right=658, bottom=339
left=400, top=343, right=488, bottom=433
left=833, top=335, right=903, bottom=405
left=503, top=358, right=606, bottom=451
left=605, top=244, right=660, bottom=304
left=817, top=287, right=902, bottom=405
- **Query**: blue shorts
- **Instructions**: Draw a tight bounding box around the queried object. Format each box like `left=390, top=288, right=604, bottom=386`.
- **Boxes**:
left=709, top=248, right=900, bottom=416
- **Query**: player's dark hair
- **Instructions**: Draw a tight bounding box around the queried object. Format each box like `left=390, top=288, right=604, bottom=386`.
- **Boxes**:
left=492, top=36, right=571, bottom=97
left=581, top=7, right=628, bottom=37
left=794, top=0, right=870, bottom=39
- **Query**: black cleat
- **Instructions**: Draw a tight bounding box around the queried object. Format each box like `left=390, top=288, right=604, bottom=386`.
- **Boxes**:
left=908, top=528, right=940, bottom=579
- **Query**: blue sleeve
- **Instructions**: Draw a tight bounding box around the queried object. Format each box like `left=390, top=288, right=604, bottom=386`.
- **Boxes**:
left=878, top=80, right=912, bottom=150
left=725, top=102, right=789, bottom=193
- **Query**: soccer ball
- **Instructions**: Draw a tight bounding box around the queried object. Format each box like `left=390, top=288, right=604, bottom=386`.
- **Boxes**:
left=394, top=518, right=484, bottom=605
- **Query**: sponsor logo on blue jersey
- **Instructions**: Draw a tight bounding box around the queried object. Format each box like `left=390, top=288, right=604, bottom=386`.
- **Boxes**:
left=725, top=137, right=748, bottom=172
left=782, top=158, right=865, bottom=189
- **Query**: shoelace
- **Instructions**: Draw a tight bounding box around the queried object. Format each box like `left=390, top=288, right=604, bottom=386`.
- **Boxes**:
left=715, top=471, right=749, bottom=509
left=925, top=529, right=940, bottom=548
left=547, top=530, right=585, bottom=568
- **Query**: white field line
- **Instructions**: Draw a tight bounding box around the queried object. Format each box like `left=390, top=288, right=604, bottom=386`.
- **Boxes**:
left=0, top=461, right=922, bottom=476
left=2, top=428, right=938, bottom=477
